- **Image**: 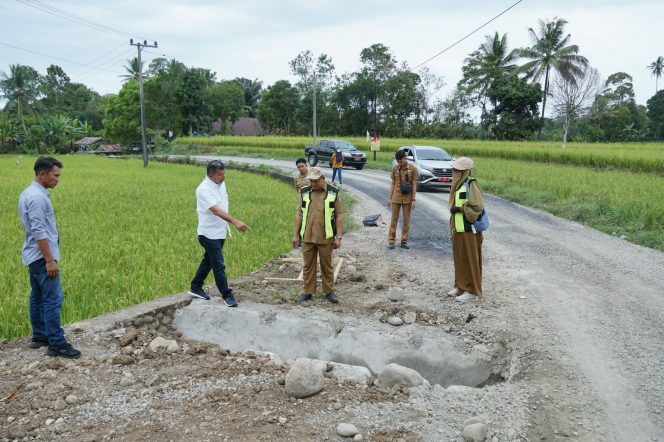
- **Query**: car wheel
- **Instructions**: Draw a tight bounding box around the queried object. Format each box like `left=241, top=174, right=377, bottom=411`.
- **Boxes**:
left=307, top=153, right=318, bottom=167
left=416, top=182, right=424, bottom=192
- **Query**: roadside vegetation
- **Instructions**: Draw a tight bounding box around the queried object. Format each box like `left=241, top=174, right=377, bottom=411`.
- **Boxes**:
left=0, top=156, right=295, bottom=340
left=174, top=135, right=664, bottom=174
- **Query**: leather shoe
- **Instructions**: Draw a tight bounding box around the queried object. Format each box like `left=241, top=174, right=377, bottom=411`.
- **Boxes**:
left=297, top=293, right=313, bottom=302
left=325, top=292, right=338, bottom=303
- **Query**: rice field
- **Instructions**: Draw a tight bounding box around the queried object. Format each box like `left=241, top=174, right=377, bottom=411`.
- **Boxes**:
left=0, top=156, right=295, bottom=340
left=473, top=157, right=664, bottom=250
left=174, top=135, right=664, bottom=174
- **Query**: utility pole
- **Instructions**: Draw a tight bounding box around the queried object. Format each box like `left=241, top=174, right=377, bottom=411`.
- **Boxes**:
left=312, top=71, right=317, bottom=147
left=130, top=39, right=158, bottom=168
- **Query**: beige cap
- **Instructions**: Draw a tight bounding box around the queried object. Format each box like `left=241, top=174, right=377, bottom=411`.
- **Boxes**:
left=306, top=166, right=325, bottom=180
left=450, top=156, right=474, bottom=170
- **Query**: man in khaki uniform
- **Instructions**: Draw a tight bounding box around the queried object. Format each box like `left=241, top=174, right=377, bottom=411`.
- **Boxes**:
left=387, top=149, right=418, bottom=249
left=292, top=167, right=345, bottom=303
left=294, top=158, right=310, bottom=191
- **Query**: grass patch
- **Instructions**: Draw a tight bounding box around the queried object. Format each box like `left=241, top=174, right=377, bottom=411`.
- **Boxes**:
left=474, top=157, right=664, bottom=251
left=1, top=155, right=296, bottom=340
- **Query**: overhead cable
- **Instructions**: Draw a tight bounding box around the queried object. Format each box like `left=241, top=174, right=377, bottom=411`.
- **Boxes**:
left=0, top=41, right=122, bottom=74
left=413, top=0, right=524, bottom=70
left=15, top=0, right=138, bottom=38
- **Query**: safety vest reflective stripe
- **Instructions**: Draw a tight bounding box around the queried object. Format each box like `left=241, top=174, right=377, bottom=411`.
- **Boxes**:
left=454, top=179, right=475, bottom=233
left=300, top=184, right=338, bottom=239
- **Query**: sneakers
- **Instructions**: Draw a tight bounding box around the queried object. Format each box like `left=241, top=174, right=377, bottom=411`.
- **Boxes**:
left=223, top=293, right=238, bottom=307
left=47, top=343, right=81, bottom=359
left=188, top=288, right=210, bottom=300
left=447, top=288, right=461, bottom=297
left=388, top=243, right=396, bottom=250
left=29, top=337, right=49, bottom=349
left=400, top=242, right=410, bottom=249
left=297, top=293, right=313, bottom=302
left=325, top=292, right=339, bottom=304
left=455, top=292, right=479, bottom=302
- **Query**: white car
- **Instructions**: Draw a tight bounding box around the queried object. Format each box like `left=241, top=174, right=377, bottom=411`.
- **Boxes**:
left=391, top=145, right=454, bottom=191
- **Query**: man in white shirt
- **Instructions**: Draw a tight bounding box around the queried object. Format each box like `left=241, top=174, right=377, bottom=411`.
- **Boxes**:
left=189, top=160, right=249, bottom=306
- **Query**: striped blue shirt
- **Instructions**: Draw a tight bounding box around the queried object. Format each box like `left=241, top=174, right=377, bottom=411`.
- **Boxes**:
left=18, top=181, right=60, bottom=266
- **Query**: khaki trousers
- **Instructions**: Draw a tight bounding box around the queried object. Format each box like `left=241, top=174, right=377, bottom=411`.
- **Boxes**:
left=302, top=242, right=334, bottom=294
left=388, top=202, right=412, bottom=244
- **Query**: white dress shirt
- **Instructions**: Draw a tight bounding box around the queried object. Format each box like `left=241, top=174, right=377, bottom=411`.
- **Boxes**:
left=196, top=176, right=230, bottom=239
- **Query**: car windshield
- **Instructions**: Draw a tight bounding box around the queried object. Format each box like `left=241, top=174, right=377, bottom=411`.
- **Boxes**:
left=334, top=141, right=355, bottom=150
left=416, top=148, right=452, bottom=161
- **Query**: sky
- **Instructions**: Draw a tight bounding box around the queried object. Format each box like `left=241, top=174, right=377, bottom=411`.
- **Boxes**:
left=1, top=0, right=663, bottom=110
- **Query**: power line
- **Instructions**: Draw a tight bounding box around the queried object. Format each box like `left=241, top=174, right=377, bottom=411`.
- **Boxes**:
left=413, top=0, right=524, bottom=70
left=15, top=0, right=137, bottom=38
left=0, top=41, right=122, bottom=75
left=68, top=42, right=128, bottom=74
left=72, top=51, right=134, bottom=82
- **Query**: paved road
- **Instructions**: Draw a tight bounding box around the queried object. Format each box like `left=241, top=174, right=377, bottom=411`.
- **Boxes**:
left=191, top=155, right=664, bottom=440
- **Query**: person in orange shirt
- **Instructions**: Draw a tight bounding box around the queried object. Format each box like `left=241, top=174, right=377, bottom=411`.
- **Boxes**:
left=331, top=147, right=344, bottom=185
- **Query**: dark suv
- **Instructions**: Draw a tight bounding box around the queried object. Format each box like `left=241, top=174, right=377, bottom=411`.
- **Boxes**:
left=304, top=139, right=367, bottom=170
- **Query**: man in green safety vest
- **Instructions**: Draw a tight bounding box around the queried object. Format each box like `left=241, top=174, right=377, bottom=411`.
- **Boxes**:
left=292, top=167, right=345, bottom=303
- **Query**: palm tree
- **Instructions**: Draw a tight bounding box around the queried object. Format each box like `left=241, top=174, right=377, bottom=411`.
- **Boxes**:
left=120, top=57, right=144, bottom=82
left=460, top=32, right=518, bottom=119
left=0, top=64, right=40, bottom=135
left=234, top=77, right=263, bottom=117
left=647, top=56, right=664, bottom=93
left=516, top=18, right=588, bottom=131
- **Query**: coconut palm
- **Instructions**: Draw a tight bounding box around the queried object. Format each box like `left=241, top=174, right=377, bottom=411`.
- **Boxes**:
left=647, top=56, right=664, bottom=93
left=0, top=64, right=40, bottom=135
left=120, top=57, right=144, bottom=82
left=516, top=17, right=588, bottom=131
left=460, top=32, right=518, bottom=119
left=234, top=77, right=263, bottom=117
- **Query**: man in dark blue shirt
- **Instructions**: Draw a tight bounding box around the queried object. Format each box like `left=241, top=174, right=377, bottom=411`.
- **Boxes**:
left=18, top=157, right=80, bottom=359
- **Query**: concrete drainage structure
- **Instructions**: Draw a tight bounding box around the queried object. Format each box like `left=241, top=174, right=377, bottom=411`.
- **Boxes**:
left=173, top=301, right=505, bottom=388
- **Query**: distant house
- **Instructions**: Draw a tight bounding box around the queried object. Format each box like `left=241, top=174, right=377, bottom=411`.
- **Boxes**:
left=73, top=137, right=103, bottom=152
left=211, top=117, right=268, bottom=136
left=96, top=144, right=124, bottom=155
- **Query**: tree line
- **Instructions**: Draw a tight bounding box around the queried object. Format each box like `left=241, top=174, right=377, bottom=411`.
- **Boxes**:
left=2, top=16, right=664, bottom=153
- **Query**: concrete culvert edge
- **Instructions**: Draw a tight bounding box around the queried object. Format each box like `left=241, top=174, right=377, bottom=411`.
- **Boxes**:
left=172, top=301, right=510, bottom=388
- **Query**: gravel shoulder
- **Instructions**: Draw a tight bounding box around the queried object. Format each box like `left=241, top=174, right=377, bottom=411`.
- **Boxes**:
left=1, top=156, right=662, bottom=441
